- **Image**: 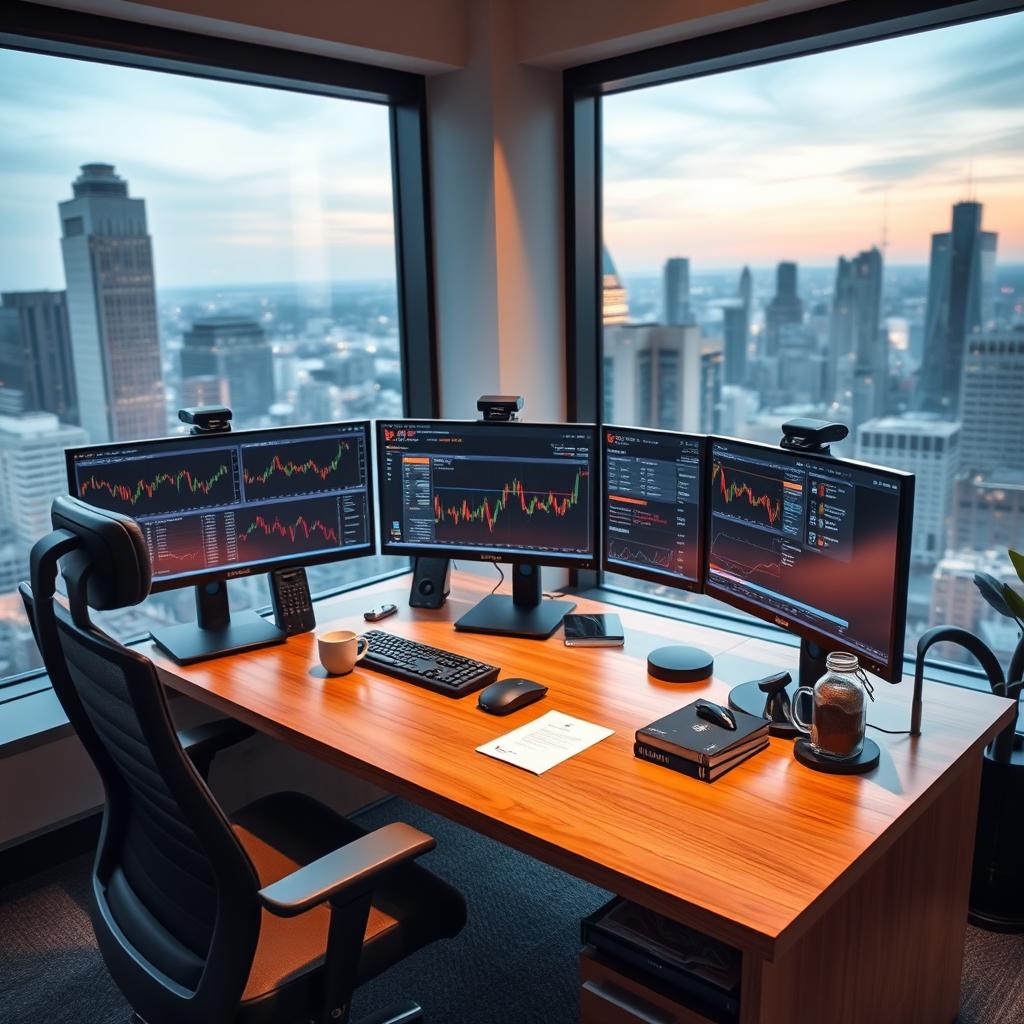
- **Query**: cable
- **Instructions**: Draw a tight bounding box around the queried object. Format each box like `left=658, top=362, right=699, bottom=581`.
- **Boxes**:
left=490, top=562, right=505, bottom=595
left=867, top=722, right=912, bottom=735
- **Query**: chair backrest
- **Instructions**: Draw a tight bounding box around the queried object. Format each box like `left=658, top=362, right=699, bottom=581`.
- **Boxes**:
left=21, top=496, right=261, bottom=1024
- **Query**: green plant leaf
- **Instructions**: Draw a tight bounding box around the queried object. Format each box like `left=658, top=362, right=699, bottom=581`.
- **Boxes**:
left=975, top=573, right=1014, bottom=618
left=1002, top=583, right=1024, bottom=622
left=1009, top=549, right=1024, bottom=587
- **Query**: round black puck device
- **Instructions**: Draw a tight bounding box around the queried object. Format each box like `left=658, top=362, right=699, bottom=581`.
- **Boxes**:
left=647, top=645, right=714, bottom=684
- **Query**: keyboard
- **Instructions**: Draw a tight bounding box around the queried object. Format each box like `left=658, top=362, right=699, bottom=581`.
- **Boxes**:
left=361, top=630, right=500, bottom=698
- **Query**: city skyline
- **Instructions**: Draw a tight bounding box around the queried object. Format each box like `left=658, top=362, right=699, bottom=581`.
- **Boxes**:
left=603, top=10, right=1024, bottom=273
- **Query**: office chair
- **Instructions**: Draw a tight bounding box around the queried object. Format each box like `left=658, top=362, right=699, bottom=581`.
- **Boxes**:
left=21, top=495, right=466, bottom=1024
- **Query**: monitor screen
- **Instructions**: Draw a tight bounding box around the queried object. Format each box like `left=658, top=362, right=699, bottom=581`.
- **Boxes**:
left=705, top=437, right=913, bottom=679
left=66, top=421, right=375, bottom=591
left=602, top=426, right=705, bottom=591
left=376, top=420, right=597, bottom=569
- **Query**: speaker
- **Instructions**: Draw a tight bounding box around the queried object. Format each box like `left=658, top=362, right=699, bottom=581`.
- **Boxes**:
left=409, top=557, right=451, bottom=609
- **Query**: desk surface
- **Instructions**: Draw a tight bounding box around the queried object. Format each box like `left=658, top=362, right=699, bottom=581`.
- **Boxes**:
left=151, top=573, right=1014, bottom=961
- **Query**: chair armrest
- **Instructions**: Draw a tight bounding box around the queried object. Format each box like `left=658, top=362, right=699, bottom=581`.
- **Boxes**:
left=178, top=717, right=255, bottom=765
left=259, top=823, right=435, bottom=918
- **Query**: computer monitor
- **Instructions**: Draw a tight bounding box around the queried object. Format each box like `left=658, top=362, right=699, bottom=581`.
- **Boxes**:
left=705, top=437, right=914, bottom=719
left=602, top=426, right=705, bottom=593
left=66, top=420, right=375, bottom=662
left=376, top=419, right=598, bottom=638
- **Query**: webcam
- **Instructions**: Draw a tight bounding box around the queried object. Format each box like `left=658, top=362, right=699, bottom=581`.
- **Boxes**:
left=178, top=406, right=233, bottom=436
left=780, top=418, right=848, bottom=456
left=477, top=395, right=524, bottom=422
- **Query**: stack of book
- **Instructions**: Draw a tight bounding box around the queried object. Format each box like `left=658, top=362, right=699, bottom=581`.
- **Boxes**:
left=634, top=701, right=769, bottom=782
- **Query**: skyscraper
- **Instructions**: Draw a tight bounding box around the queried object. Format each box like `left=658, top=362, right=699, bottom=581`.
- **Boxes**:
left=59, top=164, right=165, bottom=443
left=919, top=201, right=997, bottom=416
left=723, top=266, right=752, bottom=386
left=738, top=265, right=752, bottom=312
left=181, top=316, right=275, bottom=423
left=828, top=247, right=884, bottom=423
left=663, top=257, right=693, bottom=326
left=601, top=246, right=629, bottom=325
left=0, top=290, right=78, bottom=423
left=958, top=327, right=1024, bottom=474
left=764, top=261, right=803, bottom=356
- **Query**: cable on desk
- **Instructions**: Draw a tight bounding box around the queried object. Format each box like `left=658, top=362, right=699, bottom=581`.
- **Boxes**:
left=490, top=562, right=505, bottom=595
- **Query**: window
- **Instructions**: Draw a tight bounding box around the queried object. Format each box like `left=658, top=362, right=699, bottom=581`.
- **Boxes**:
left=0, top=11, right=436, bottom=683
left=568, top=1, right=1024, bottom=674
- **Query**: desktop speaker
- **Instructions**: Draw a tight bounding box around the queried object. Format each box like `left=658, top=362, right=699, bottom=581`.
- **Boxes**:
left=409, top=557, right=451, bottom=609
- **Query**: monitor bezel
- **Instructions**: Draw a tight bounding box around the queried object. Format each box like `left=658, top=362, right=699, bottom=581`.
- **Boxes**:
left=600, top=424, right=706, bottom=594
left=65, top=419, right=377, bottom=594
left=375, top=418, right=600, bottom=571
left=703, top=435, right=915, bottom=682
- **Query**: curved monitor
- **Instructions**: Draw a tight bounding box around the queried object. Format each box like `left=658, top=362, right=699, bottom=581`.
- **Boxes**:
left=704, top=436, right=914, bottom=681
left=65, top=421, right=375, bottom=593
left=601, top=425, right=705, bottom=593
left=376, top=419, right=598, bottom=570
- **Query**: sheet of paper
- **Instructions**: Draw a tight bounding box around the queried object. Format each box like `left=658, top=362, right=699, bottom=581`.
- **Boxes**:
left=476, top=710, right=614, bottom=775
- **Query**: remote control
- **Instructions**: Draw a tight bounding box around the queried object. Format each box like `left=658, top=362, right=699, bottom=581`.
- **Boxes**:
left=270, top=567, right=315, bottom=636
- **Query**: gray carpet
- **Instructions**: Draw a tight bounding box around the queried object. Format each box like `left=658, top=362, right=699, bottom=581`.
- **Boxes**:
left=1, top=799, right=1022, bottom=1024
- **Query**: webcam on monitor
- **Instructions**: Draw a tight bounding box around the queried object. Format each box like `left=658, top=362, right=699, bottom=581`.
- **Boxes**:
left=178, top=406, right=233, bottom=435
left=780, top=418, right=848, bottom=455
left=477, top=395, right=523, bottom=422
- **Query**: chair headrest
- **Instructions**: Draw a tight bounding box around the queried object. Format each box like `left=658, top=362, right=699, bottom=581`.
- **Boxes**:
left=50, top=495, right=152, bottom=610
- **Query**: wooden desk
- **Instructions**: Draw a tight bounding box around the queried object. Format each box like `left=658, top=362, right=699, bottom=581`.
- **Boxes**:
left=151, top=573, right=1014, bottom=1024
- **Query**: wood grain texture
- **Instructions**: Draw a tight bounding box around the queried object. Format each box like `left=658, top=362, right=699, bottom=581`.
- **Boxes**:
left=151, top=573, right=1014, bottom=961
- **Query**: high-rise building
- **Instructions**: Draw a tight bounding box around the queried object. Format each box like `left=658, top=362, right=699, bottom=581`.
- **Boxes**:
left=181, top=316, right=274, bottom=423
left=722, top=302, right=748, bottom=386
left=663, top=257, right=693, bottom=326
left=764, top=261, right=803, bottom=356
left=919, top=201, right=997, bottom=416
left=828, top=248, right=884, bottom=423
left=856, top=414, right=960, bottom=564
left=0, top=413, right=88, bottom=550
left=948, top=472, right=1024, bottom=553
left=59, top=164, right=165, bottom=443
left=0, top=308, right=21, bottom=413
left=604, top=323, right=721, bottom=432
left=958, top=327, right=1024, bottom=474
left=738, top=265, right=752, bottom=312
left=777, top=325, right=826, bottom=406
left=179, top=375, right=231, bottom=410
left=0, top=290, right=78, bottom=423
left=602, top=246, right=629, bottom=325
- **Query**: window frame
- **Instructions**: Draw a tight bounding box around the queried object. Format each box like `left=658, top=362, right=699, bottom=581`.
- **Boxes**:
left=563, top=0, right=1024, bottom=685
left=0, top=1, right=438, bottom=719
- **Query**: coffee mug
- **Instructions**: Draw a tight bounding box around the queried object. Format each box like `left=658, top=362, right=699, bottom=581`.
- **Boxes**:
left=317, top=630, right=369, bottom=676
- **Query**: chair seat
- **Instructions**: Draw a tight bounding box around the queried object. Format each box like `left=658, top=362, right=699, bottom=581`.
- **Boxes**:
left=231, top=792, right=466, bottom=1023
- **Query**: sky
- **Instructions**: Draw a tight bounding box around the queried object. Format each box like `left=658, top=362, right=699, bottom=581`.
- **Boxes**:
left=0, top=49, right=397, bottom=291
left=603, top=10, right=1024, bottom=275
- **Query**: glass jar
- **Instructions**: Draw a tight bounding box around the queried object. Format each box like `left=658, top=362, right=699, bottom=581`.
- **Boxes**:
left=790, top=651, right=874, bottom=760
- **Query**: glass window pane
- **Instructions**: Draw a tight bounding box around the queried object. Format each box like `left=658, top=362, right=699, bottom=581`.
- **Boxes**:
left=0, top=49, right=407, bottom=679
left=601, top=11, right=1024, bottom=667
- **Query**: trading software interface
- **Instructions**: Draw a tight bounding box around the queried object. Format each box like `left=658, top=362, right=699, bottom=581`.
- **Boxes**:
left=603, top=427, right=703, bottom=587
left=378, top=421, right=595, bottom=561
left=67, top=423, right=373, bottom=585
left=706, top=438, right=905, bottom=666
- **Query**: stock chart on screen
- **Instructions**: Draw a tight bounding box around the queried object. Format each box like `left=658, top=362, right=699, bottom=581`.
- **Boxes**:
left=706, top=438, right=908, bottom=667
left=66, top=422, right=373, bottom=587
left=377, top=421, right=596, bottom=564
left=602, top=427, right=704, bottom=589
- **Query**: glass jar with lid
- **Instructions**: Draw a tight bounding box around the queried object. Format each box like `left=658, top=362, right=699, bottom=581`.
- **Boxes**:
left=790, top=651, right=874, bottom=760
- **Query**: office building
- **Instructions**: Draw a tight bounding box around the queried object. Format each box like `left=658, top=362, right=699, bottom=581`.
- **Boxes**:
left=179, top=374, right=231, bottom=410
left=604, top=323, right=721, bottom=432
left=601, top=245, right=629, bottom=325
left=59, top=164, right=165, bottom=443
left=738, top=265, right=753, bottom=312
left=949, top=472, right=1024, bottom=553
left=776, top=325, right=825, bottom=405
left=0, top=413, right=87, bottom=549
left=763, top=261, right=803, bottom=356
left=919, top=201, right=998, bottom=416
left=181, top=316, right=274, bottom=423
left=856, top=415, right=960, bottom=564
left=722, top=302, right=748, bottom=385
left=663, top=257, right=693, bottom=326
left=0, top=307, right=20, bottom=411
left=828, top=247, right=885, bottom=423
left=0, top=290, right=78, bottom=423
left=0, top=530, right=20, bottom=592
left=958, top=328, right=1024, bottom=474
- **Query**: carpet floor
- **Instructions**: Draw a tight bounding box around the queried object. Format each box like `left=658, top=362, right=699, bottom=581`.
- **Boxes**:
left=1, top=799, right=1022, bottom=1024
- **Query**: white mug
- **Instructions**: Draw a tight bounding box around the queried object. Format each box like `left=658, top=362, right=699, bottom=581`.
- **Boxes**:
left=317, top=629, right=369, bottom=676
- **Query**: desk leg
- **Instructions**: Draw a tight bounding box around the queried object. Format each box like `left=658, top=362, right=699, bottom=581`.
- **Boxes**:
left=747, top=756, right=982, bottom=1024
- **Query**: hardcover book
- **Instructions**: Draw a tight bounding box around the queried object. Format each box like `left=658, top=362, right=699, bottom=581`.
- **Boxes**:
left=636, top=701, right=769, bottom=767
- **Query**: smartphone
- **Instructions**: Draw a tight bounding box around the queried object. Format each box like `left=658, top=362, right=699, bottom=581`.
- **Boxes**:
left=563, top=613, right=625, bottom=647
left=363, top=603, right=399, bottom=622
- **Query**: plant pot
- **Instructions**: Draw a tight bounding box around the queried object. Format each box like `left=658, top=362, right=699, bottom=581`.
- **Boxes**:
left=969, top=729, right=1024, bottom=932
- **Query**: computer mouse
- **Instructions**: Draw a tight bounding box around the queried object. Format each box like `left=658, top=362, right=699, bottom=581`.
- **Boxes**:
left=695, top=700, right=737, bottom=731
left=477, top=678, right=548, bottom=716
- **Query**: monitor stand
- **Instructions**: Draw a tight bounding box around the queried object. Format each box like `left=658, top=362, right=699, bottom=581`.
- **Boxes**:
left=454, top=562, right=575, bottom=640
left=151, top=580, right=285, bottom=665
left=727, top=637, right=828, bottom=739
